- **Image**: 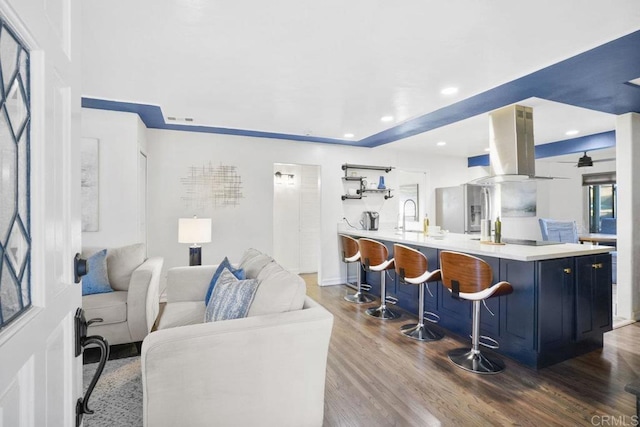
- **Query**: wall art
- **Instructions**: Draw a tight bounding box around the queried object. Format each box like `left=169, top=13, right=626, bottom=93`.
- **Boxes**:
left=500, top=180, right=536, bottom=217
left=81, top=137, right=100, bottom=231
left=181, top=162, right=243, bottom=209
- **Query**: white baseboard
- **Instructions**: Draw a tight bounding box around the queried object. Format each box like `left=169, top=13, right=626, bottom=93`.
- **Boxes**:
left=319, top=277, right=345, bottom=286
left=613, top=318, right=637, bottom=329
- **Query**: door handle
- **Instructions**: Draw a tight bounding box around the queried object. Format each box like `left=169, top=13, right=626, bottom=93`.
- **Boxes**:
left=74, top=253, right=88, bottom=283
left=563, top=268, right=572, bottom=274
left=592, top=263, right=603, bottom=269
left=74, top=308, right=110, bottom=427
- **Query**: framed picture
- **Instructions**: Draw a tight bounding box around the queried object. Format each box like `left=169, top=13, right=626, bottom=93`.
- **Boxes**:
left=81, top=137, right=99, bottom=231
left=501, top=181, right=536, bottom=217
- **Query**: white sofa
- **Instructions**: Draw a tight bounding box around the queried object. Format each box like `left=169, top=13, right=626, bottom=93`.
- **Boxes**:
left=142, top=249, right=334, bottom=427
left=82, top=243, right=163, bottom=347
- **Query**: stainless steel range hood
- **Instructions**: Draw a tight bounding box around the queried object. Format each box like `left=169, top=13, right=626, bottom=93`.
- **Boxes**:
left=472, top=104, right=553, bottom=185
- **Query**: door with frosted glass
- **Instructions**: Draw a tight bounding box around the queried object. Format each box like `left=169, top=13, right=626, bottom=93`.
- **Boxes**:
left=0, top=1, right=82, bottom=426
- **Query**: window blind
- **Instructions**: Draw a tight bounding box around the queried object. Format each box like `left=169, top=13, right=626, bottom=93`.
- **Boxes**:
left=582, top=172, right=616, bottom=186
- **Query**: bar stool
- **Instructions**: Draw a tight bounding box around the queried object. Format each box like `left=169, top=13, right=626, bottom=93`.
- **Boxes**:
left=339, top=234, right=374, bottom=304
left=358, top=238, right=400, bottom=320
left=393, top=244, right=443, bottom=341
left=438, top=251, right=513, bottom=374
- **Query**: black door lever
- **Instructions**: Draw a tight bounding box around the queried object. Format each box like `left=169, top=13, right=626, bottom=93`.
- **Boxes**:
left=74, top=253, right=88, bottom=284
left=74, top=308, right=109, bottom=427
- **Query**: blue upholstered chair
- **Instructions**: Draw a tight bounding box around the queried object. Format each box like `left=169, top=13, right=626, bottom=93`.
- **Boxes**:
left=600, top=217, right=617, bottom=234
left=538, top=218, right=579, bottom=243
left=599, top=218, right=617, bottom=283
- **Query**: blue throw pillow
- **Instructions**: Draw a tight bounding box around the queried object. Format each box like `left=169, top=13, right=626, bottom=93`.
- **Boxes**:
left=205, top=257, right=245, bottom=305
left=204, top=268, right=259, bottom=322
left=82, top=249, right=113, bottom=296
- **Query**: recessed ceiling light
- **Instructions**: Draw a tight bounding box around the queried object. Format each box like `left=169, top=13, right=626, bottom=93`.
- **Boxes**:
left=437, top=141, right=447, bottom=146
left=344, top=133, right=354, bottom=138
left=566, top=130, right=579, bottom=136
left=380, top=116, right=394, bottom=122
left=441, top=87, right=459, bottom=95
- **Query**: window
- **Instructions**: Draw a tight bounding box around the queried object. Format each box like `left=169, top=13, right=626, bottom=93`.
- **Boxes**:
left=583, top=172, right=616, bottom=233
left=0, top=19, right=31, bottom=330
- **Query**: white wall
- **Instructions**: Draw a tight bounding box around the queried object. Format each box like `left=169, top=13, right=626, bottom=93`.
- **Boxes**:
left=144, top=126, right=470, bottom=288
left=81, top=108, right=148, bottom=248
left=615, top=112, right=640, bottom=320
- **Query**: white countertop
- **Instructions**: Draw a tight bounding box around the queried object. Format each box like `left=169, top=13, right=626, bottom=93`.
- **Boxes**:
left=337, top=224, right=613, bottom=262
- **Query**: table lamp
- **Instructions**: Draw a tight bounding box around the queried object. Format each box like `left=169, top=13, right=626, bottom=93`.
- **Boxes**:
left=178, top=216, right=212, bottom=266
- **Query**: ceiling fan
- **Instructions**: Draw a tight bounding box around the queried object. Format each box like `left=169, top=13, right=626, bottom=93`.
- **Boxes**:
left=557, top=151, right=616, bottom=167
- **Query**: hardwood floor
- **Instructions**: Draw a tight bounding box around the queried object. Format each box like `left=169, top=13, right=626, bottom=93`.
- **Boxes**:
left=306, top=282, right=640, bottom=426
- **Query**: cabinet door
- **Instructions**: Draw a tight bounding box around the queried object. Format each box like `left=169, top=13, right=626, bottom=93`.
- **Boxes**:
left=575, top=254, right=613, bottom=341
left=538, top=258, right=575, bottom=351
left=500, top=260, right=536, bottom=351
left=478, top=256, right=500, bottom=337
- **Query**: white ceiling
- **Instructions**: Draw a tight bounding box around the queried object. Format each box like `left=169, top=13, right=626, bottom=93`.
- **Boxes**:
left=81, top=1, right=640, bottom=158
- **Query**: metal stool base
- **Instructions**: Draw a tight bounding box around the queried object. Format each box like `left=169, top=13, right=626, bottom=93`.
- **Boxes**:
left=400, top=323, right=444, bottom=341
left=344, top=292, right=375, bottom=304
left=365, top=305, right=400, bottom=320
left=448, top=348, right=505, bottom=374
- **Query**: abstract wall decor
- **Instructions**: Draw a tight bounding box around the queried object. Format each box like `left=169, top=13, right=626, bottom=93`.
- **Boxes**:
left=181, top=162, right=243, bottom=209
left=81, top=137, right=100, bottom=231
left=500, top=181, right=537, bottom=217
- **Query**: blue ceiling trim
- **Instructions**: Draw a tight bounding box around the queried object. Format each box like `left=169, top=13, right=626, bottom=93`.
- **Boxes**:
left=81, top=97, right=361, bottom=146
left=82, top=30, right=640, bottom=149
left=361, top=29, right=640, bottom=148
left=535, top=131, right=616, bottom=159
left=467, top=131, right=616, bottom=167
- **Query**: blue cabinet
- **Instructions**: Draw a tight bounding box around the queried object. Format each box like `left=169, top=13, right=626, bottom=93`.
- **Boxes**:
left=537, top=257, right=575, bottom=352
left=498, top=259, right=536, bottom=363
left=575, top=253, right=613, bottom=341
left=359, top=238, right=612, bottom=369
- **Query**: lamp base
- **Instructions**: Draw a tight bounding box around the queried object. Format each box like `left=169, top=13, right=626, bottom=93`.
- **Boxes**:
left=189, top=246, right=202, bottom=266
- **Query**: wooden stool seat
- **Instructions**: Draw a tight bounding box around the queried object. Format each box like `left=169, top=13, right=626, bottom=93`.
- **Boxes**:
left=438, top=251, right=513, bottom=374
left=394, top=244, right=443, bottom=342
left=339, top=234, right=374, bottom=304
left=358, top=238, right=400, bottom=320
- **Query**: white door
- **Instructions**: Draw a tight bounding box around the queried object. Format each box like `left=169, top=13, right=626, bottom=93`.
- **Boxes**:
left=0, top=1, right=81, bottom=427
left=273, top=163, right=321, bottom=274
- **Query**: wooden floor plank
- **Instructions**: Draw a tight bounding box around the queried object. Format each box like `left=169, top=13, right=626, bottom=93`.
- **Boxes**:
left=306, top=281, right=639, bottom=427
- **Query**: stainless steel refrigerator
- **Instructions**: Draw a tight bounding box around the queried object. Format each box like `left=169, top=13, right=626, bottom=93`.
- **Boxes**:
left=435, top=184, right=491, bottom=234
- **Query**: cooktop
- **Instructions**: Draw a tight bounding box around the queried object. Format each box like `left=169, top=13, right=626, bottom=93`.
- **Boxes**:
left=502, top=238, right=564, bottom=246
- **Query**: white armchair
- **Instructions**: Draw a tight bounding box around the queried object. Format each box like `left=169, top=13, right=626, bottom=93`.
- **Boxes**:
left=142, top=249, right=333, bottom=426
left=82, top=243, right=163, bottom=347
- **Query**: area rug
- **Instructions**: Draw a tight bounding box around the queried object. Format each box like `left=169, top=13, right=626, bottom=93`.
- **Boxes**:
left=82, top=356, right=143, bottom=427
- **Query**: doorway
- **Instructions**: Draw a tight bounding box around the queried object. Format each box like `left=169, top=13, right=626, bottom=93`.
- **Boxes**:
left=138, top=151, right=148, bottom=251
left=273, top=163, right=321, bottom=280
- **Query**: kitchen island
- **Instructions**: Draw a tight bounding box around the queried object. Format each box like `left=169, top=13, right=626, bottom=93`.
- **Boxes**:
left=338, top=225, right=614, bottom=369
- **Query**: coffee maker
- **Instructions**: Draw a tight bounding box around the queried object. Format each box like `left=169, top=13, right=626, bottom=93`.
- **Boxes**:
left=361, top=211, right=379, bottom=230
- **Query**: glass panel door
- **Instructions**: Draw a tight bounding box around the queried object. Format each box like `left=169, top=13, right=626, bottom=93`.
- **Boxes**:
left=589, top=184, right=616, bottom=233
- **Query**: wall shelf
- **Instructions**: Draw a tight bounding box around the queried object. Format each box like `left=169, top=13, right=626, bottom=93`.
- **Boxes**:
left=341, top=164, right=394, bottom=200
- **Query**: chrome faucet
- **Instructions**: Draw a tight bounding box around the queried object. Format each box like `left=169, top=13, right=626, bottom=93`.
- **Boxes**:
left=402, top=198, right=417, bottom=232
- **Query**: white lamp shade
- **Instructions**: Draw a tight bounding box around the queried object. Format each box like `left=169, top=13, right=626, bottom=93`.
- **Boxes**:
left=178, top=218, right=212, bottom=244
